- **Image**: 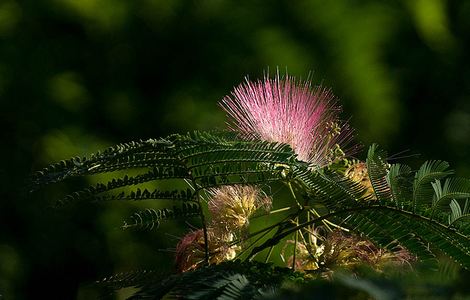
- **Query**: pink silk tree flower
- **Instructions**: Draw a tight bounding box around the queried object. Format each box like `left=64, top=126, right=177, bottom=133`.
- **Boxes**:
left=208, top=185, right=271, bottom=232
left=219, top=74, right=354, bottom=166
left=175, top=229, right=239, bottom=272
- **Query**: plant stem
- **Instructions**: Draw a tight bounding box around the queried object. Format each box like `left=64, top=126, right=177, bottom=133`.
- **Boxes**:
left=292, top=217, right=298, bottom=270
left=265, top=246, right=274, bottom=263
left=193, top=186, right=209, bottom=264
left=308, top=207, right=350, bottom=232
left=251, top=206, right=293, bottom=220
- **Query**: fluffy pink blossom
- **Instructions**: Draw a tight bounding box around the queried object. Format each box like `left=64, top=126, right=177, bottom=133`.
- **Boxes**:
left=219, top=74, right=354, bottom=166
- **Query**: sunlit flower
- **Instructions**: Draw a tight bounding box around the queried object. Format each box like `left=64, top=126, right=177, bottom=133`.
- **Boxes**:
left=220, top=74, right=354, bottom=166
left=208, top=185, right=271, bottom=231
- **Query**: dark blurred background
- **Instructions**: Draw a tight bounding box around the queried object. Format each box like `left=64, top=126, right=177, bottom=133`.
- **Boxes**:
left=1, top=0, right=470, bottom=298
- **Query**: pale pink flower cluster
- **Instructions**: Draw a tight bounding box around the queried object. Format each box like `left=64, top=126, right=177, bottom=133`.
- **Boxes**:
left=219, top=74, right=353, bottom=166
left=174, top=228, right=238, bottom=272
left=175, top=185, right=271, bottom=272
left=208, top=185, right=271, bottom=231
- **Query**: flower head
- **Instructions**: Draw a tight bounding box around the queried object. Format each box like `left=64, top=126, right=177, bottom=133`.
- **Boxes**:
left=175, top=229, right=205, bottom=272
left=284, top=230, right=415, bottom=276
left=208, top=185, right=271, bottom=231
left=175, top=229, right=239, bottom=272
left=175, top=185, right=269, bottom=272
left=319, top=230, right=415, bottom=273
left=220, top=74, right=354, bottom=166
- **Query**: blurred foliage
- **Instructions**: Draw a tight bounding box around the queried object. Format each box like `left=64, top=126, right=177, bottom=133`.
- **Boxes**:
left=1, top=0, right=470, bottom=298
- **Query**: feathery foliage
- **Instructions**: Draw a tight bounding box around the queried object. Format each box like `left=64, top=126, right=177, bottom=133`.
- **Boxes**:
left=413, top=160, right=454, bottom=212
left=366, top=144, right=394, bottom=203
left=123, top=261, right=303, bottom=300
left=122, top=203, right=201, bottom=230
left=32, top=133, right=470, bottom=298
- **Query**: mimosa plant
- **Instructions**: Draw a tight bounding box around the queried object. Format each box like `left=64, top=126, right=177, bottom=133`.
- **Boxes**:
left=31, top=74, right=470, bottom=299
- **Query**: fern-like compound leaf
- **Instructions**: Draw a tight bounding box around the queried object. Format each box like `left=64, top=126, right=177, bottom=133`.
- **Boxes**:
left=366, top=144, right=394, bottom=204
left=413, top=160, right=454, bottom=212
left=449, top=199, right=470, bottom=227
left=430, top=178, right=470, bottom=219
left=127, top=261, right=301, bottom=300
left=30, top=138, right=176, bottom=189
left=56, top=167, right=191, bottom=206
left=122, top=202, right=200, bottom=230
left=386, top=163, right=413, bottom=208
left=295, top=166, right=370, bottom=211
left=92, top=188, right=195, bottom=203
left=96, top=269, right=160, bottom=291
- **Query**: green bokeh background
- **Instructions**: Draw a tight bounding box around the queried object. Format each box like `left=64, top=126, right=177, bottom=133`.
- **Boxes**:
left=1, top=0, right=470, bottom=298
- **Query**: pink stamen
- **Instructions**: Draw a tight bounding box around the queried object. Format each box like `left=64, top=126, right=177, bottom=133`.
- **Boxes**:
left=220, top=74, right=354, bottom=166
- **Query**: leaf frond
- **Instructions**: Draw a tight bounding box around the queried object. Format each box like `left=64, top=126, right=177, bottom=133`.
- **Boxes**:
left=295, top=166, right=371, bottom=211
left=55, top=167, right=191, bottom=206
left=329, top=206, right=470, bottom=269
left=96, top=269, right=160, bottom=291
left=386, top=163, right=413, bottom=208
left=92, top=188, right=195, bottom=203
left=413, top=160, right=454, bottom=212
left=449, top=199, right=470, bottom=226
left=122, top=202, right=200, bottom=230
left=128, top=261, right=302, bottom=300
left=366, top=144, right=393, bottom=203
left=431, top=178, right=470, bottom=213
left=30, top=138, right=177, bottom=189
